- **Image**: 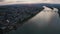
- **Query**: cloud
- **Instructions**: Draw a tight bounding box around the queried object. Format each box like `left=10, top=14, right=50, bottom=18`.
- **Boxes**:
left=2, top=0, right=60, bottom=4
left=28, top=0, right=60, bottom=3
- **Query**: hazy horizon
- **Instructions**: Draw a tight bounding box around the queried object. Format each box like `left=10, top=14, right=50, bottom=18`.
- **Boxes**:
left=0, top=0, right=60, bottom=5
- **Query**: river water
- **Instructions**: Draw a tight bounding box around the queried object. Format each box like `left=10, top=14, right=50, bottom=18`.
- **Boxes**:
left=7, top=7, right=60, bottom=34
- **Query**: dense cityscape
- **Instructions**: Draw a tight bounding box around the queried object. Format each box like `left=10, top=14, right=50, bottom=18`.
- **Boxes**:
left=0, top=4, right=44, bottom=34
